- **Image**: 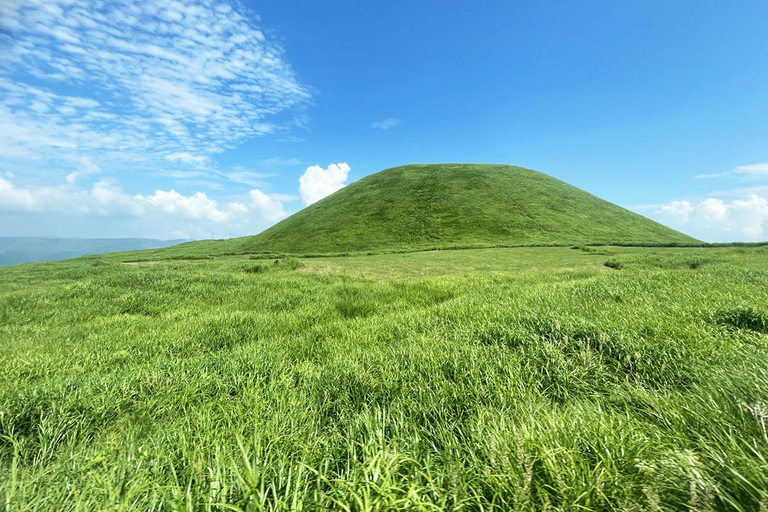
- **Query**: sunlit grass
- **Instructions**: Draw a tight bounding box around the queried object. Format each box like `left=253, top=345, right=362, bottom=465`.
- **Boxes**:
left=1, top=246, right=767, bottom=510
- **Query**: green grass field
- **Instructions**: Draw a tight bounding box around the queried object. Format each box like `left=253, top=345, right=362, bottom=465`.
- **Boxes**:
left=2, top=246, right=768, bottom=510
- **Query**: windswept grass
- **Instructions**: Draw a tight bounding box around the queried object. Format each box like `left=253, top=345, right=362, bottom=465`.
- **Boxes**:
left=1, top=246, right=767, bottom=510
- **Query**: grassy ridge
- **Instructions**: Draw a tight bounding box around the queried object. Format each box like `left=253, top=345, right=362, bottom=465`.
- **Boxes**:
left=2, top=246, right=767, bottom=510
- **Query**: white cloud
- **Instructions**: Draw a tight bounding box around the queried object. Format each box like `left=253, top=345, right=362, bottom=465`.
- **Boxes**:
left=249, top=189, right=287, bottom=221
left=0, top=176, right=37, bottom=211
left=269, top=193, right=300, bottom=202
left=371, top=118, right=400, bottom=130
left=225, top=171, right=272, bottom=187
left=0, top=0, right=308, bottom=237
left=690, top=162, right=768, bottom=180
left=299, top=163, right=350, bottom=206
left=697, top=198, right=729, bottom=222
left=0, top=175, right=287, bottom=238
left=660, top=200, right=694, bottom=218
left=694, top=162, right=768, bottom=180
left=734, top=162, right=768, bottom=177
left=160, top=170, right=208, bottom=179
left=259, top=157, right=302, bottom=168
left=0, top=0, right=309, bottom=171
left=649, top=194, right=768, bottom=242
left=717, top=185, right=768, bottom=197
left=65, top=156, right=100, bottom=184
left=165, top=152, right=208, bottom=164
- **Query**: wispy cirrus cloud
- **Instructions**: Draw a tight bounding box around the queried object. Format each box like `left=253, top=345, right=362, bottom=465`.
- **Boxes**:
left=155, top=157, right=303, bottom=191
left=164, top=152, right=209, bottom=164
left=225, top=171, right=273, bottom=187
left=371, top=118, right=400, bottom=130
left=695, top=161, right=768, bottom=179
left=0, top=0, right=310, bottom=170
left=734, top=162, right=768, bottom=177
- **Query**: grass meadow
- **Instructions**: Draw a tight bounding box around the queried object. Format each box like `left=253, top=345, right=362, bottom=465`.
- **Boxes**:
left=1, top=246, right=768, bottom=510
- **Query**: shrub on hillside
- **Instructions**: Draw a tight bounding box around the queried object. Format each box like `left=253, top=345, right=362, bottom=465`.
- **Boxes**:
left=604, top=259, right=623, bottom=270
left=242, top=258, right=303, bottom=274
left=280, top=257, right=304, bottom=270
left=684, top=258, right=709, bottom=269
left=243, top=264, right=266, bottom=273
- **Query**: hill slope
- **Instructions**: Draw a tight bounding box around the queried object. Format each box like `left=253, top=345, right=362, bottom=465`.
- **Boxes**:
left=151, top=164, right=698, bottom=258
left=246, top=164, right=696, bottom=253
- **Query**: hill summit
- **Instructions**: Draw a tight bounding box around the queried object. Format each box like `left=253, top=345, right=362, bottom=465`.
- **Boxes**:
left=230, top=163, right=696, bottom=254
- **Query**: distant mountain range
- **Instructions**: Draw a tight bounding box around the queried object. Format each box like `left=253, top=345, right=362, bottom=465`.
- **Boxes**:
left=0, top=237, right=187, bottom=265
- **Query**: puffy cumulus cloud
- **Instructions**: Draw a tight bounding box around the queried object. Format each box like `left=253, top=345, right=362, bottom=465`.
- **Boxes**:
left=660, top=200, right=694, bottom=218
left=0, top=176, right=36, bottom=210
left=143, top=190, right=233, bottom=222
left=299, top=163, right=350, bottom=206
left=650, top=195, right=768, bottom=242
left=65, top=157, right=100, bottom=184
left=0, top=176, right=288, bottom=238
left=697, top=198, right=729, bottom=222
left=249, top=189, right=286, bottom=221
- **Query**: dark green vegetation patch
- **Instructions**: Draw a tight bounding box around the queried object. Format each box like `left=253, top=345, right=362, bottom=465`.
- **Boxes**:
left=714, top=305, right=768, bottom=333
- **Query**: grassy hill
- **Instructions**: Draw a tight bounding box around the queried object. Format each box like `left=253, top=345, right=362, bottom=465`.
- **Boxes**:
left=151, top=164, right=698, bottom=259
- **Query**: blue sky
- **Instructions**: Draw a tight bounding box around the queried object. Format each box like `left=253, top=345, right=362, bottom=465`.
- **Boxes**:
left=1, top=0, right=767, bottom=241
